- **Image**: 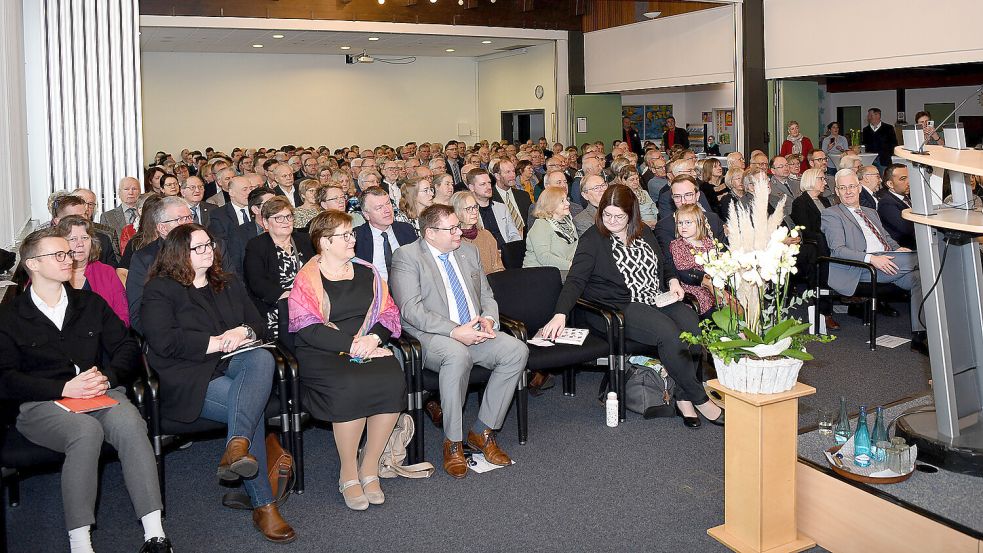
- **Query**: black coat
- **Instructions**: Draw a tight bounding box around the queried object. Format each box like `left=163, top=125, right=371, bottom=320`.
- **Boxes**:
left=862, top=123, right=898, bottom=166
left=623, top=127, right=643, bottom=155
left=663, top=127, right=690, bottom=149
left=791, top=192, right=831, bottom=245
left=227, top=221, right=264, bottom=277
left=876, top=189, right=916, bottom=249
left=208, top=202, right=249, bottom=244
left=274, top=185, right=303, bottom=207
left=0, top=286, right=139, bottom=418
left=243, top=231, right=315, bottom=319
left=554, top=226, right=678, bottom=315
left=141, top=276, right=267, bottom=423
left=353, top=221, right=418, bottom=268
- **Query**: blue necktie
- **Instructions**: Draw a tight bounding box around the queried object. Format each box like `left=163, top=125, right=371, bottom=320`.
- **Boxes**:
left=438, top=252, right=472, bottom=323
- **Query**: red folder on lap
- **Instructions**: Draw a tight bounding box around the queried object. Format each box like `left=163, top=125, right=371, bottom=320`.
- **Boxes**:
left=54, top=395, right=119, bottom=413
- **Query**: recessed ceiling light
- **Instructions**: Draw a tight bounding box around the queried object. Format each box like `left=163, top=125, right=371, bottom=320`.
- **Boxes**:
left=368, top=37, right=380, bottom=41
left=272, top=34, right=284, bottom=39
left=252, top=44, right=263, bottom=48
left=378, top=0, right=385, bottom=4
left=445, top=48, right=455, bottom=53
left=642, top=11, right=661, bottom=19
left=481, top=40, right=492, bottom=44
left=430, top=0, right=437, bottom=3
left=340, top=46, right=351, bottom=50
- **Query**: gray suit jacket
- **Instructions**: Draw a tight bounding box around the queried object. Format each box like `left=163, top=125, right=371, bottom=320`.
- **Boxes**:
left=389, top=239, right=499, bottom=352
left=820, top=203, right=900, bottom=296
left=769, top=176, right=799, bottom=223
left=100, top=205, right=134, bottom=236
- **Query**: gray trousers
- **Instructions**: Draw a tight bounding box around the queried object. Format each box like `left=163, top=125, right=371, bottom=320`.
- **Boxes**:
left=422, top=333, right=528, bottom=442
left=16, top=387, right=162, bottom=530
left=860, top=252, right=925, bottom=332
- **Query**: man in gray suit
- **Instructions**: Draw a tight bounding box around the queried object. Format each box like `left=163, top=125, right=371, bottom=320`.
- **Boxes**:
left=99, top=176, right=141, bottom=236
left=769, top=156, right=800, bottom=223
left=390, top=204, right=528, bottom=479
left=821, top=169, right=927, bottom=353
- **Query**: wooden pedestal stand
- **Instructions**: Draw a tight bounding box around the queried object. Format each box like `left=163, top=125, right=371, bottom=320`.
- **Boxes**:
left=707, top=379, right=816, bottom=553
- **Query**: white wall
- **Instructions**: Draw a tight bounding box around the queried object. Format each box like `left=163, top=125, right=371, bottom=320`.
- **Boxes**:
left=621, top=83, right=736, bottom=129
left=585, top=7, right=736, bottom=93
left=141, top=51, right=478, bottom=159
left=0, top=0, right=32, bottom=248
left=765, top=0, right=983, bottom=79
left=822, top=85, right=983, bottom=128
left=476, top=43, right=557, bottom=142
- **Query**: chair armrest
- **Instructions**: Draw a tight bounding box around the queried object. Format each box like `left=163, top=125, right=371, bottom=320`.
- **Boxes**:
left=818, top=255, right=878, bottom=286
left=139, top=354, right=163, bottom=452
left=497, top=315, right=528, bottom=342
left=573, top=298, right=623, bottom=355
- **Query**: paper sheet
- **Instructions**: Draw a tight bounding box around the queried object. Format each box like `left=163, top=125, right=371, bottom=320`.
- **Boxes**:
left=466, top=453, right=515, bottom=474
left=865, top=335, right=911, bottom=348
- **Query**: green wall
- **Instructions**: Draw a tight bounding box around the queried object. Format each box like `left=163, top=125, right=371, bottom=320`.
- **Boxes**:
left=570, top=94, right=622, bottom=151
left=778, top=80, right=821, bottom=150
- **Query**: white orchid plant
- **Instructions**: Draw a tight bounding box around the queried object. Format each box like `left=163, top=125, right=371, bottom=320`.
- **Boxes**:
left=680, top=185, right=834, bottom=363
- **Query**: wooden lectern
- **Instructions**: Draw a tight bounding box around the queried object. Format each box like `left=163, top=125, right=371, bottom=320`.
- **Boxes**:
left=895, top=145, right=983, bottom=475
left=707, top=379, right=816, bottom=553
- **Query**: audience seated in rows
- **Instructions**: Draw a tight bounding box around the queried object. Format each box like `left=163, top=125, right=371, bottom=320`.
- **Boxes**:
left=451, top=191, right=505, bottom=275
left=522, top=186, right=578, bottom=279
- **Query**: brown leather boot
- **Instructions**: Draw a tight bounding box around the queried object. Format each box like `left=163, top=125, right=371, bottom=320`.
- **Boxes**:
left=424, top=399, right=444, bottom=429
left=252, top=504, right=296, bottom=543
left=443, top=439, right=468, bottom=479
left=467, top=429, right=511, bottom=466
left=218, top=437, right=258, bottom=481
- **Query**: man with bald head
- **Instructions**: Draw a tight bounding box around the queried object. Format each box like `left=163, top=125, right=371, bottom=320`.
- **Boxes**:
left=100, top=176, right=142, bottom=235
left=208, top=175, right=256, bottom=243
left=544, top=170, right=582, bottom=217
left=72, top=188, right=121, bottom=265
left=271, top=162, right=301, bottom=206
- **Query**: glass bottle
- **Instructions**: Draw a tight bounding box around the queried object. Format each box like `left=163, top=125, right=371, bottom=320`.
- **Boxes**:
left=871, top=406, right=889, bottom=462
left=854, top=405, right=872, bottom=468
left=834, top=396, right=852, bottom=445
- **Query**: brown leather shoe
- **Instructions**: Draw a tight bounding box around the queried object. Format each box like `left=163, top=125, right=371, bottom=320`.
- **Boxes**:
left=824, top=315, right=840, bottom=331
left=218, top=437, right=258, bottom=481
left=252, top=504, right=296, bottom=543
left=528, top=371, right=555, bottom=397
left=443, top=439, right=468, bottom=479
left=467, top=429, right=511, bottom=466
left=424, top=399, right=444, bottom=429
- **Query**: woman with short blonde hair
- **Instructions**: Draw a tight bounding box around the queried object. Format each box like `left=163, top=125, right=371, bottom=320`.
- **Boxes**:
left=523, top=186, right=578, bottom=277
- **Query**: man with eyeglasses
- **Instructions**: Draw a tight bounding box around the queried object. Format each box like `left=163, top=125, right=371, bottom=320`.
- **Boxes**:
left=640, top=149, right=669, bottom=199
left=0, top=228, right=173, bottom=553
left=821, top=169, right=926, bottom=353
left=205, top=165, right=234, bottom=207
left=571, top=154, right=604, bottom=208
left=127, top=196, right=194, bottom=334
left=573, top=174, right=607, bottom=237
left=272, top=163, right=302, bottom=207
left=656, top=158, right=714, bottom=217
left=769, top=156, right=799, bottom=222
left=353, top=187, right=417, bottom=283
left=52, top=193, right=119, bottom=268
left=180, top=176, right=212, bottom=226
left=208, top=176, right=257, bottom=245
left=654, top=175, right=726, bottom=274
left=445, top=141, right=465, bottom=187
left=389, top=204, right=527, bottom=479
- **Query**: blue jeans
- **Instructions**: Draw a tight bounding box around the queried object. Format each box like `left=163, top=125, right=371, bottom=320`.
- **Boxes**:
left=200, top=348, right=274, bottom=507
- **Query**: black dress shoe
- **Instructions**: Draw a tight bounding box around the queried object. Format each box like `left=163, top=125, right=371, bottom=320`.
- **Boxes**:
left=139, top=537, right=173, bottom=553
left=675, top=405, right=701, bottom=428
left=879, top=303, right=900, bottom=317
left=703, top=411, right=725, bottom=427
left=911, top=331, right=929, bottom=356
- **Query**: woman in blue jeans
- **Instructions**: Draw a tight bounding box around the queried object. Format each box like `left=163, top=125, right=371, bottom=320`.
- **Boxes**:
left=141, top=223, right=295, bottom=543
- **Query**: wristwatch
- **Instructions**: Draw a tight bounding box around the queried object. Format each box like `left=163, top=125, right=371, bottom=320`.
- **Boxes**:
left=240, top=325, right=256, bottom=340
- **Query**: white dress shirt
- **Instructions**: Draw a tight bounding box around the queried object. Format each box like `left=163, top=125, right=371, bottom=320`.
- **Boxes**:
left=231, top=202, right=250, bottom=225
left=425, top=242, right=478, bottom=325
left=370, top=224, right=402, bottom=283
left=848, top=207, right=889, bottom=261
left=31, top=285, right=81, bottom=375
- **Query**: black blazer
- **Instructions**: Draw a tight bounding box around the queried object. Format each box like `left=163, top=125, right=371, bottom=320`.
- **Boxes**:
left=126, top=239, right=163, bottom=335
left=862, top=123, right=898, bottom=166
left=227, top=221, right=264, bottom=277
left=0, top=286, right=139, bottom=418
left=446, top=158, right=465, bottom=185
left=492, top=186, right=532, bottom=236
left=663, top=127, right=690, bottom=149
left=790, top=192, right=831, bottom=246
left=208, top=202, right=249, bottom=244
left=623, top=128, right=643, bottom=155
left=243, top=231, right=315, bottom=318
left=141, top=276, right=267, bottom=423
left=554, top=226, right=678, bottom=316
left=859, top=187, right=878, bottom=210
left=876, top=190, right=915, bottom=249
left=274, top=185, right=303, bottom=207
left=353, top=221, right=418, bottom=267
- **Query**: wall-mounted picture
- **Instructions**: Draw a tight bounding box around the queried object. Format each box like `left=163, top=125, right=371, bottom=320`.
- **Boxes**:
left=621, top=105, right=644, bottom=133
left=643, top=104, right=673, bottom=141
left=702, top=112, right=712, bottom=123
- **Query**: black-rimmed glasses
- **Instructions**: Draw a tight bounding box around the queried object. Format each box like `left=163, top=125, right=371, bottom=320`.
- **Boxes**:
left=189, top=241, right=216, bottom=254
left=328, top=231, right=356, bottom=241
left=31, top=250, right=77, bottom=262
left=269, top=214, right=295, bottom=224
left=160, top=214, right=194, bottom=225
left=431, top=224, right=463, bottom=234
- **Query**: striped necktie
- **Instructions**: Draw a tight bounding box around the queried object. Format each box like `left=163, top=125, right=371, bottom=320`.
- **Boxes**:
left=438, top=252, right=472, bottom=323
left=503, top=190, right=525, bottom=233
left=854, top=208, right=890, bottom=251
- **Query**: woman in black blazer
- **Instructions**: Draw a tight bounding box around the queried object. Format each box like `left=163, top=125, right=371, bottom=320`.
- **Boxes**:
left=539, top=185, right=723, bottom=428
left=790, top=168, right=838, bottom=330
left=243, top=197, right=314, bottom=340
left=140, top=224, right=295, bottom=543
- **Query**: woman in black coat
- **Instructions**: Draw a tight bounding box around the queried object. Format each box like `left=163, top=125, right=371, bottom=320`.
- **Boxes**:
left=790, top=168, right=838, bottom=330
left=539, top=185, right=723, bottom=428
left=243, top=197, right=314, bottom=340
left=140, top=223, right=295, bottom=543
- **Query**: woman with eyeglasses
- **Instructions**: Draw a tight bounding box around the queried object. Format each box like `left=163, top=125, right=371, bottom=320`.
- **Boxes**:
left=613, top=167, right=658, bottom=228
left=55, top=215, right=130, bottom=326
left=292, top=179, right=322, bottom=229
left=159, top=173, right=181, bottom=197
left=397, top=176, right=435, bottom=234
left=141, top=223, right=295, bottom=543
left=539, top=185, right=723, bottom=429
left=288, top=211, right=405, bottom=511
left=522, top=186, right=578, bottom=279
left=244, top=197, right=314, bottom=340
left=451, top=191, right=504, bottom=274
left=317, top=183, right=364, bottom=227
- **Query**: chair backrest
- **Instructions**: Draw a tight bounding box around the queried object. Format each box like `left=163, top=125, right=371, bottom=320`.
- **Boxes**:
left=500, top=240, right=527, bottom=269
left=486, top=266, right=562, bottom=334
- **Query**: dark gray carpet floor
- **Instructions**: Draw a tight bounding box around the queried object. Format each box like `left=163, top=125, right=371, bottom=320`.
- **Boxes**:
left=4, top=308, right=935, bottom=552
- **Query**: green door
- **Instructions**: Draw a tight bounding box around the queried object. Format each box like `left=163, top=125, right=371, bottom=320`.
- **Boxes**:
left=570, top=94, right=622, bottom=151
left=777, top=80, right=821, bottom=151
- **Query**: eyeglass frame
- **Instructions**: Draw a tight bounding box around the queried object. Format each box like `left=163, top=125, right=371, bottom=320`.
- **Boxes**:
left=30, top=250, right=78, bottom=262
left=189, top=241, right=216, bottom=254
left=159, top=214, right=194, bottom=226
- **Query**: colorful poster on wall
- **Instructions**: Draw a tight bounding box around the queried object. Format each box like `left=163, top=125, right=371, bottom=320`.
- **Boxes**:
left=702, top=112, right=712, bottom=123
left=621, top=106, right=644, bottom=135
left=643, top=104, right=673, bottom=141
left=724, top=110, right=733, bottom=126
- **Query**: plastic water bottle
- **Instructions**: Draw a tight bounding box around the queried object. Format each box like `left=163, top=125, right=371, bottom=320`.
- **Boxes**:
left=853, top=405, right=872, bottom=468
left=605, top=392, right=618, bottom=428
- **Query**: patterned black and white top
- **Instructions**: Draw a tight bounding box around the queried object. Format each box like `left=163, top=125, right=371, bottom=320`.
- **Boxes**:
left=267, top=242, right=303, bottom=338
left=611, top=236, right=662, bottom=306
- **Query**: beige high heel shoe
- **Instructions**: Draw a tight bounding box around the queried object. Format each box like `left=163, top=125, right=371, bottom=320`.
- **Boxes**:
left=359, top=475, right=385, bottom=505
left=339, top=479, right=369, bottom=511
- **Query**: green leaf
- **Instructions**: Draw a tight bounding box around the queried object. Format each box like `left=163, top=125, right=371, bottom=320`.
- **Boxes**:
left=741, top=326, right=764, bottom=343
left=711, top=308, right=737, bottom=333
left=763, top=319, right=796, bottom=343
left=780, top=348, right=814, bottom=361
left=710, top=339, right=758, bottom=349
left=777, top=322, right=812, bottom=341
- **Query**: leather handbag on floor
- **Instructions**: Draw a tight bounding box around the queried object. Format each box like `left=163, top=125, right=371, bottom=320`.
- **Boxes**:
left=223, top=433, right=294, bottom=509
left=624, top=359, right=676, bottom=419
left=360, top=412, right=434, bottom=479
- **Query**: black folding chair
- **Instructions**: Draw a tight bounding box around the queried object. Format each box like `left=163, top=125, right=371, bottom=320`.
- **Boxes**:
left=815, top=256, right=909, bottom=350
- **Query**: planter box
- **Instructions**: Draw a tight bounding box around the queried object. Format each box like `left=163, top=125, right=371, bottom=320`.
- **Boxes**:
left=713, top=354, right=804, bottom=394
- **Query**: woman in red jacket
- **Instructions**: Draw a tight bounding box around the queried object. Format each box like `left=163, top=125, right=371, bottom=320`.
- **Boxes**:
left=780, top=121, right=814, bottom=173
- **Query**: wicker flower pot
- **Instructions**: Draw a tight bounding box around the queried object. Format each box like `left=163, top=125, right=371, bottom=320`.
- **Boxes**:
left=712, top=354, right=804, bottom=394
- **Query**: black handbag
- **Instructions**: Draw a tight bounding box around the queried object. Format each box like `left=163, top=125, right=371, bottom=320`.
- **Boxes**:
left=624, top=360, right=675, bottom=419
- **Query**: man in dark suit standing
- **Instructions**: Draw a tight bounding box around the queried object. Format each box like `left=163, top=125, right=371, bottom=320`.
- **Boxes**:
left=862, top=108, right=898, bottom=170
left=622, top=117, right=643, bottom=155
left=877, top=164, right=916, bottom=250
left=662, top=116, right=689, bottom=150
left=444, top=140, right=465, bottom=187
left=354, top=187, right=417, bottom=284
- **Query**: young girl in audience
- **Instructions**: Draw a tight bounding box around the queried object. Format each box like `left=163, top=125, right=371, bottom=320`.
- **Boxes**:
left=668, top=204, right=721, bottom=319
